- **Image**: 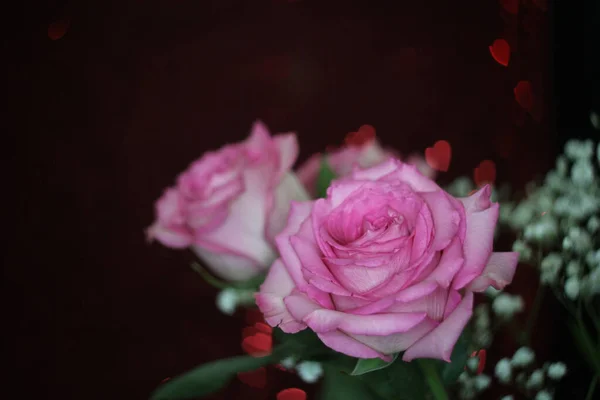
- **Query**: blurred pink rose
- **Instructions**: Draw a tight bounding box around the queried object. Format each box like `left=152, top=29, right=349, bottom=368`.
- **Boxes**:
left=147, top=121, right=309, bottom=281
left=297, top=139, right=436, bottom=196
left=256, top=159, right=517, bottom=361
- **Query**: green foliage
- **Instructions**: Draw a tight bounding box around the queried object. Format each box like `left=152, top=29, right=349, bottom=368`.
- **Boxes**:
left=319, top=362, right=383, bottom=400
left=440, top=329, right=471, bottom=385
left=150, top=352, right=279, bottom=400
left=316, top=157, right=337, bottom=199
left=350, top=354, right=399, bottom=376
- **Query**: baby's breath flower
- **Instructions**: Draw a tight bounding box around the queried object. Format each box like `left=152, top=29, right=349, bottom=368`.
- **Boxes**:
left=296, top=361, right=323, bottom=383
left=493, top=294, right=524, bottom=319
left=547, top=362, right=567, bottom=380
left=512, top=240, right=533, bottom=262
left=568, top=227, right=592, bottom=254
left=541, top=253, right=563, bottom=284
left=587, top=216, right=600, bottom=233
left=586, top=250, right=600, bottom=269
left=565, top=139, right=594, bottom=161
left=280, top=356, right=297, bottom=369
left=535, top=389, right=553, bottom=400
left=555, top=155, right=568, bottom=176
left=495, top=358, right=512, bottom=384
left=571, top=159, right=595, bottom=186
left=215, top=288, right=238, bottom=315
left=564, top=276, right=580, bottom=300
left=566, top=260, right=582, bottom=277
left=466, top=357, right=480, bottom=373
left=485, top=286, right=502, bottom=298
left=526, top=369, right=545, bottom=390
left=473, top=374, right=491, bottom=391
left=511, top=347, right=535, bottom=367
left=524, top=217, right=559, bottom=244
left=582, top=268, right=600, bottom=297
left=510, top=202, right=536, bottom=230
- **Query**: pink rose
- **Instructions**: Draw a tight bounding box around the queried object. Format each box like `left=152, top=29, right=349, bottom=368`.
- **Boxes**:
left=147, top=121, right=309, bottom=281
left=297, top=139, right=436, bottom=196
left=256, top=159, right=517, bottom=361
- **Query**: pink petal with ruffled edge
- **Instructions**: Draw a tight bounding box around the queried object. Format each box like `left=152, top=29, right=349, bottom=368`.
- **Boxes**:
left=275, top=201, right=314, bottom=287
left=451, top=186, right=498, bottom=289
left=466, top=252, right=519, bottom=292
left=383, top=161, right=441, bottom=192
left=265, top=173, right=310, bottom=243
left=304, top=309, right=426, bottom=335
left=273, top=133, right=299, bottom=177
left=351, top=158, right=400, bottom=181
left=255, top=259, right=306, bottom=333
left=296, top=153, right=322, bottom=196
left=419, top=190, right=461, bottom=251
left=386, top=286, right=453, bottom=321
left=402, top=292, right=473, bottom=362
left=283, top=291, right=323, bottom=321
left=318, top=330, right=392, bottom=361
left=351, top=318, right=440, bottom=355
left=425, top=238, right=465, bottom=288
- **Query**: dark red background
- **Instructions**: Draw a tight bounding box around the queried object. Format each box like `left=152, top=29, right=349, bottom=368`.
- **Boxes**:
left=7, top=0, right=596, bottom=399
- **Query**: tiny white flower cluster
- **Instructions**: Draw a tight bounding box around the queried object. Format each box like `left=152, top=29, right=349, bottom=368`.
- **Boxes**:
left=502, top=139, right=600, bottom=299
left=458, top=351, right=494, bottom=400
left=493, top=347, right=567, bottom=400
left=492, top=293, right=525, bottom=320
left=473, top=303, right=493, bottom=349
left=215, top=288, right=256, bottom=315
left=278, top=357, right=324, bottom=384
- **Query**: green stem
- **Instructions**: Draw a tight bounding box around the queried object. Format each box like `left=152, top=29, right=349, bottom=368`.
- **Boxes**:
left=417, top=359, right=450, bottom=400
left=191, top=262, right=231, bottom=289
left=523, top=284, right=545, bottom=344
left=585, top=374, right=598, bottom=400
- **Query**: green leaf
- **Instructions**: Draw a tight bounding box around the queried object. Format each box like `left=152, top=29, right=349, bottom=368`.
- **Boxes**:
left=316, top=157, right=337, bottom=199
left=190, top=262, right=230, bottom=289
left=351, top=354, right=399, bottom=376
left=150, top=346, right=289, bottom=400
left=319, top=363, right=383, bottom=400
left=356, top=355, right=427, bottom=400
left=440, top=329, right=471, bottom=385
left=272, top=328, right=332, bottom=359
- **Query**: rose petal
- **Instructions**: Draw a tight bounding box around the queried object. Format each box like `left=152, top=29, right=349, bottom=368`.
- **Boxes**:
left=283, top=291, right=323, bottom=321
left=351, top=158, right=400, bottom=181
left=275, top=201, right=314, bottom=287
left=317, top=330, right=391, bottom=361
left=387, top=286, right=453, bottom=321
left=296, top=153, right=322, bottom=196
left=420, top=190, right=461, bottom=251
left=351, top=318, right=439, bottom=354
left=192, top=245, right=264, bottom=281
left=402, top=292, right=473, bottom=362
left=304, top=309, right=427, bottom=335
left=265, top=173, right=310, bottom=243
left=386, top=162, right=441, bottom=192
left=273, top=133, right=300, bottom=177
left=255, top=259, right=306, bottom=333
left=452, top=203, right=499, bottom=290
left=460, top=185, right=492, bottom=212
left=466, top=252, right=519, bottom=292
left=425, top=238, right=465, bottom=288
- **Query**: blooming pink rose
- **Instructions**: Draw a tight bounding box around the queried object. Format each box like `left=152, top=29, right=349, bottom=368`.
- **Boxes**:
left=297, top=139, right=436, bottom=196
left=147, top=121, right=309, bottom=281
left=256, top=159, right=517, bottom=361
